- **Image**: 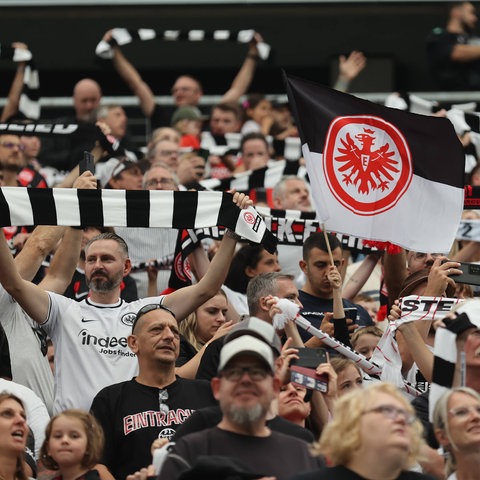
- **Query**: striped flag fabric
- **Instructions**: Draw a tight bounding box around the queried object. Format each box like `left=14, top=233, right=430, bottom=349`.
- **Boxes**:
left=285, top=73, right=465, bottom=253
left=0, top=188, right=277, bottom=253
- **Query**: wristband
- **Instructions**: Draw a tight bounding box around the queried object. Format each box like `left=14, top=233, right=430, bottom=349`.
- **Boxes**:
left=247, top=53, right=260, bottom=61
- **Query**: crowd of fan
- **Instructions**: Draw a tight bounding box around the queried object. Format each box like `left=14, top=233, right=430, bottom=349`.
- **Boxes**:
left=3, top=3, right=480, bottom=479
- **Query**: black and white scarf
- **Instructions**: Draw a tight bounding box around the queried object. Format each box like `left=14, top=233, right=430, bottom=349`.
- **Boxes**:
left=197, top=160, right=307, bottom=192
left=0, top=122, right=122, bottom=156
left=0, top=187, right=277, bottom=252
left=96, top=28, right=271, bottom=60
left=0, top=44, right=40, bottom=119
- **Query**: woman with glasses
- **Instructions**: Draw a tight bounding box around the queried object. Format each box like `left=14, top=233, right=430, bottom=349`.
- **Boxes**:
left=433, top=386, right=480, bottom=480
left=290, top=382, right=432, bottom=480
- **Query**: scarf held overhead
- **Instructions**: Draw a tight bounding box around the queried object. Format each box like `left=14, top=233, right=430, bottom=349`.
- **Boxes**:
left=0, top=188, right=277, bottom=253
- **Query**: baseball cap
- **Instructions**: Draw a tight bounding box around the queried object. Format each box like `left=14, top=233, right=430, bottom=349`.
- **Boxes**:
left=218, top=334, right=275, bottom=373
left=97, top=157, right=140, bottom=187
left=223, top=316, right=282, bottom=355
left=171, top=106, right=207, bottom=126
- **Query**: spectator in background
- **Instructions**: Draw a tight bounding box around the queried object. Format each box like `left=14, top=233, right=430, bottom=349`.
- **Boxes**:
left=170, top=105, right=206, bottom=150
left=241, top=93, right=273, bottom=136
left=427, top=1, right=480, bottom=90
left=38, top=78, right=102, bottom=171
left=103, top=29, right=264, bottom=129
left=206, top=102, right=245, bottom=178
left=234, top=132, right=272, bottom=173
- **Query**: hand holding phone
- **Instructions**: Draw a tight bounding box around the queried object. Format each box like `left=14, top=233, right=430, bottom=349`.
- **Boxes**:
left=79, top=151, right=95, bottom=175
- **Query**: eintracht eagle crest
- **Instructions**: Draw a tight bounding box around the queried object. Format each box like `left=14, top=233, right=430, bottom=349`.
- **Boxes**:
left=323, top=115, right=413, bottom=216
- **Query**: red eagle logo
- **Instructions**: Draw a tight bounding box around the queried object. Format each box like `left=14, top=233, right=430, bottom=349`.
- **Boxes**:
left=335, top=128, right=399, bottom=194
left=323, top=115, right=413, bottom=216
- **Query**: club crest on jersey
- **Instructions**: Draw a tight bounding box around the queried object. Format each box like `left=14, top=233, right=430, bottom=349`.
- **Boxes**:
left=323, top=115, right=413, bottom=215
left=121, top=312, right=137, bottom=327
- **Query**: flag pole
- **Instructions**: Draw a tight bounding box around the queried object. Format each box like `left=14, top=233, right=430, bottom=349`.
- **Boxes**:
left=321, top=223, right=335, bottom=266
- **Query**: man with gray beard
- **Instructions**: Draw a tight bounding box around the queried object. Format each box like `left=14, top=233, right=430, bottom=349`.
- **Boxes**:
left=159, top=325, right=322, bottom=480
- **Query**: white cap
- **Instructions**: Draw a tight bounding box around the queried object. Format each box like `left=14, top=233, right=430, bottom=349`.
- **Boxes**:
left=218, top=335, right=275, bottom=373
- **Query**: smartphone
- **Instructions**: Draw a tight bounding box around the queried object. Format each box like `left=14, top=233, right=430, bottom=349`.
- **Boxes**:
left=79, top=151, right=95, bottom=175
left=445, top=261, right=480, bottom=286
left=344, top=307, right=358, bottom=323
left=290, top=347, right=327, bottom=369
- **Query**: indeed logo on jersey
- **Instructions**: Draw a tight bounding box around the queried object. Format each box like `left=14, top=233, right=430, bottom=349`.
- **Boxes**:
left=78, top=329, right=136, bottom=357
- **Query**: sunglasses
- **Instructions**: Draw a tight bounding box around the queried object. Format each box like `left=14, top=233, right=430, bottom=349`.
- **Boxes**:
left=132, top=303, right=176, bottom=333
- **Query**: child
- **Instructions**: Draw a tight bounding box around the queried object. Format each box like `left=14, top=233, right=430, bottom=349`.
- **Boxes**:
left=241, top=93, right=273, bottom=136
left=39, top=410, right=110, bottom=480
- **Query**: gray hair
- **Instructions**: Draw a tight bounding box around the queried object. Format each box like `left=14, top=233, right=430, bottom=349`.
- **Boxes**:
left=246, top=272, right=294, bottom=316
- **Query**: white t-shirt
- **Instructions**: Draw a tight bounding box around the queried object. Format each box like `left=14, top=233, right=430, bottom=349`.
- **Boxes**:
left=0, top=286, right=54, bottom=414
left=42, top=292, right=165, bottom=413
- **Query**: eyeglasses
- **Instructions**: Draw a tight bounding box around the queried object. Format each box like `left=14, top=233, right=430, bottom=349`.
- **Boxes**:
left=159, top=389, right=169, bottom=415
left=145, top=178, right=175, bottom=188
left=132, top=303, right=176, bottom=333
left=220, top=366, right=272, bottom=382
left=0, top=141, right=25, bottom=151
left=449, top=405, right=480, bottom=419
left=362, top=405, right=416, bottom=425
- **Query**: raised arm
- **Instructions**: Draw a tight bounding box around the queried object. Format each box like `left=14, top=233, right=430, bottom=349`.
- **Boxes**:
left=221, top=33, right=263, bottom=104
left=1, top=42, right=29, bottom=122
left=14, top=226, right=66, bottom=281
left=104, top=30, right=156, bottom=118
left=163, top=192, right=252, bottom=319
left=0, top=225, right=50, bottom=324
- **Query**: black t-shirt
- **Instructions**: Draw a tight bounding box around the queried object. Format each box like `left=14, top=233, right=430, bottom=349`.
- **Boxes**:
left=290, top=464, right=435, bottom=480
left=173, top=404, right=315, bottom=443
left=90, top=376, right=217, bottom=480
left=426, top=27, right=480, bottom=90
left=176, top=335, right=198, bottom=367
left=160, top=426, right=323, bottom=480
left=298, top=290, right=374, bottom=343
left=195, top=336, right=223, bottom=381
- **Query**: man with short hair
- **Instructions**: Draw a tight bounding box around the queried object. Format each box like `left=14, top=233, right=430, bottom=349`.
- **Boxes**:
left=103, top=29, right=263, bottom=128
left=0, top=192, right=251, bottom=413
left=98, top=157, right=144, bottom=190
left=159, top=324, right=322, bottom=479
left=196, top=272, right=302, bottom=381
left=73, top=78, right=103, bottom=122
left=90, top=303, right=216, bottom=480
left=235, top=132, right=271, bottom=173
left=272, top=175, right=313, bottom=212
left=298, top=232, right=374, bottom=343
left=38, top=78, right=103, bottom=171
